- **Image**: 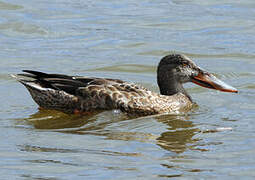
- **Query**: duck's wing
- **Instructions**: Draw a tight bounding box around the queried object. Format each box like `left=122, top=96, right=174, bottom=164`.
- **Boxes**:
left=76, top=78, right=156, bottom=115
left=16, top=70, right=125, bottom=95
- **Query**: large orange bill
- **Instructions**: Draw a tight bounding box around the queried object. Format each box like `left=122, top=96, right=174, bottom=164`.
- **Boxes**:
left=192, top=73, right=238, bottom=93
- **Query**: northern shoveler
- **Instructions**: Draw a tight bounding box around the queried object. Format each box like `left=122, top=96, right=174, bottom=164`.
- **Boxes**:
left=13, top=54, right=238, bottom=116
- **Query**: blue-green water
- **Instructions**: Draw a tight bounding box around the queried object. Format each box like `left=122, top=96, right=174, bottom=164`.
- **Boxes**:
left=1, top=0, right=255, bottom=179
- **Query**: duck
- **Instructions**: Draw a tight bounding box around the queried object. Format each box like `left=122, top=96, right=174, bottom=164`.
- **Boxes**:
left=13, top=54, right=238, bottom=116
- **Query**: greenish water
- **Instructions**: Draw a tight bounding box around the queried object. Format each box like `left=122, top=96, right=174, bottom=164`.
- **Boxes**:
left=1, top=0, right=255, bottom=179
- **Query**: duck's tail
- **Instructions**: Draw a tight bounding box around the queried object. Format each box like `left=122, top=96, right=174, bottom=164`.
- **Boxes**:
left=11, top=73, right=47, bottom=92
left=11, top=71, right=78, bottom=113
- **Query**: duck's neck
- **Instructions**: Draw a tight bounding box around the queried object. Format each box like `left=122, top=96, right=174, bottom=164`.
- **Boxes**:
left=157, top=69, right=192, bottom=101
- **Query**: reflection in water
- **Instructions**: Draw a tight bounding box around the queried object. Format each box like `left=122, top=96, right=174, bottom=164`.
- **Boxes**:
left=155, top=114, right=211, bottom=176
left=26, top=109, right=100, bottom=130
left=21, top=108, right=213, bottom=176
left=25, top=108, right=131, bottom=133
left=25, top=109, right=204, bottom=154
left=18, top=144, right=141, bottom=157
left=18, top=144, right=80, bottom=153
left=155, top=114, right=202, bottom=153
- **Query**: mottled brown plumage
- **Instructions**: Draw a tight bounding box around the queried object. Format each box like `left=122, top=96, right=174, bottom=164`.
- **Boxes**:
left=13, top=54, right=238, bottom=116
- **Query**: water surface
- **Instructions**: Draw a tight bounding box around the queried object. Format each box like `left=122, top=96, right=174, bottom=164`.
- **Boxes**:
left=1, top=0, right=255, bottom=179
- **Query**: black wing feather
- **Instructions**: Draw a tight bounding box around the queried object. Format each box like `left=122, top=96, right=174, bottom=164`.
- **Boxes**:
left=22, top=70, right=90, bottom=95
left=23, top=70, right=73, bottom=79
left=21, top=70, right=125, bottom=95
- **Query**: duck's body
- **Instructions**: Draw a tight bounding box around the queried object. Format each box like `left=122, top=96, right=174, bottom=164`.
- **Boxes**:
left=13, top=54, right=237, bottom=116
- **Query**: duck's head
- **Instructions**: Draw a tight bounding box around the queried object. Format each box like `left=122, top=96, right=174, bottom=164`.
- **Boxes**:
left=157, top=54, right=238, bottom=96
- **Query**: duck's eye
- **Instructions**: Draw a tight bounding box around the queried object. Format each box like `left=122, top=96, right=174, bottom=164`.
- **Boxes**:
left=183, top=63, right=188, bottom=67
